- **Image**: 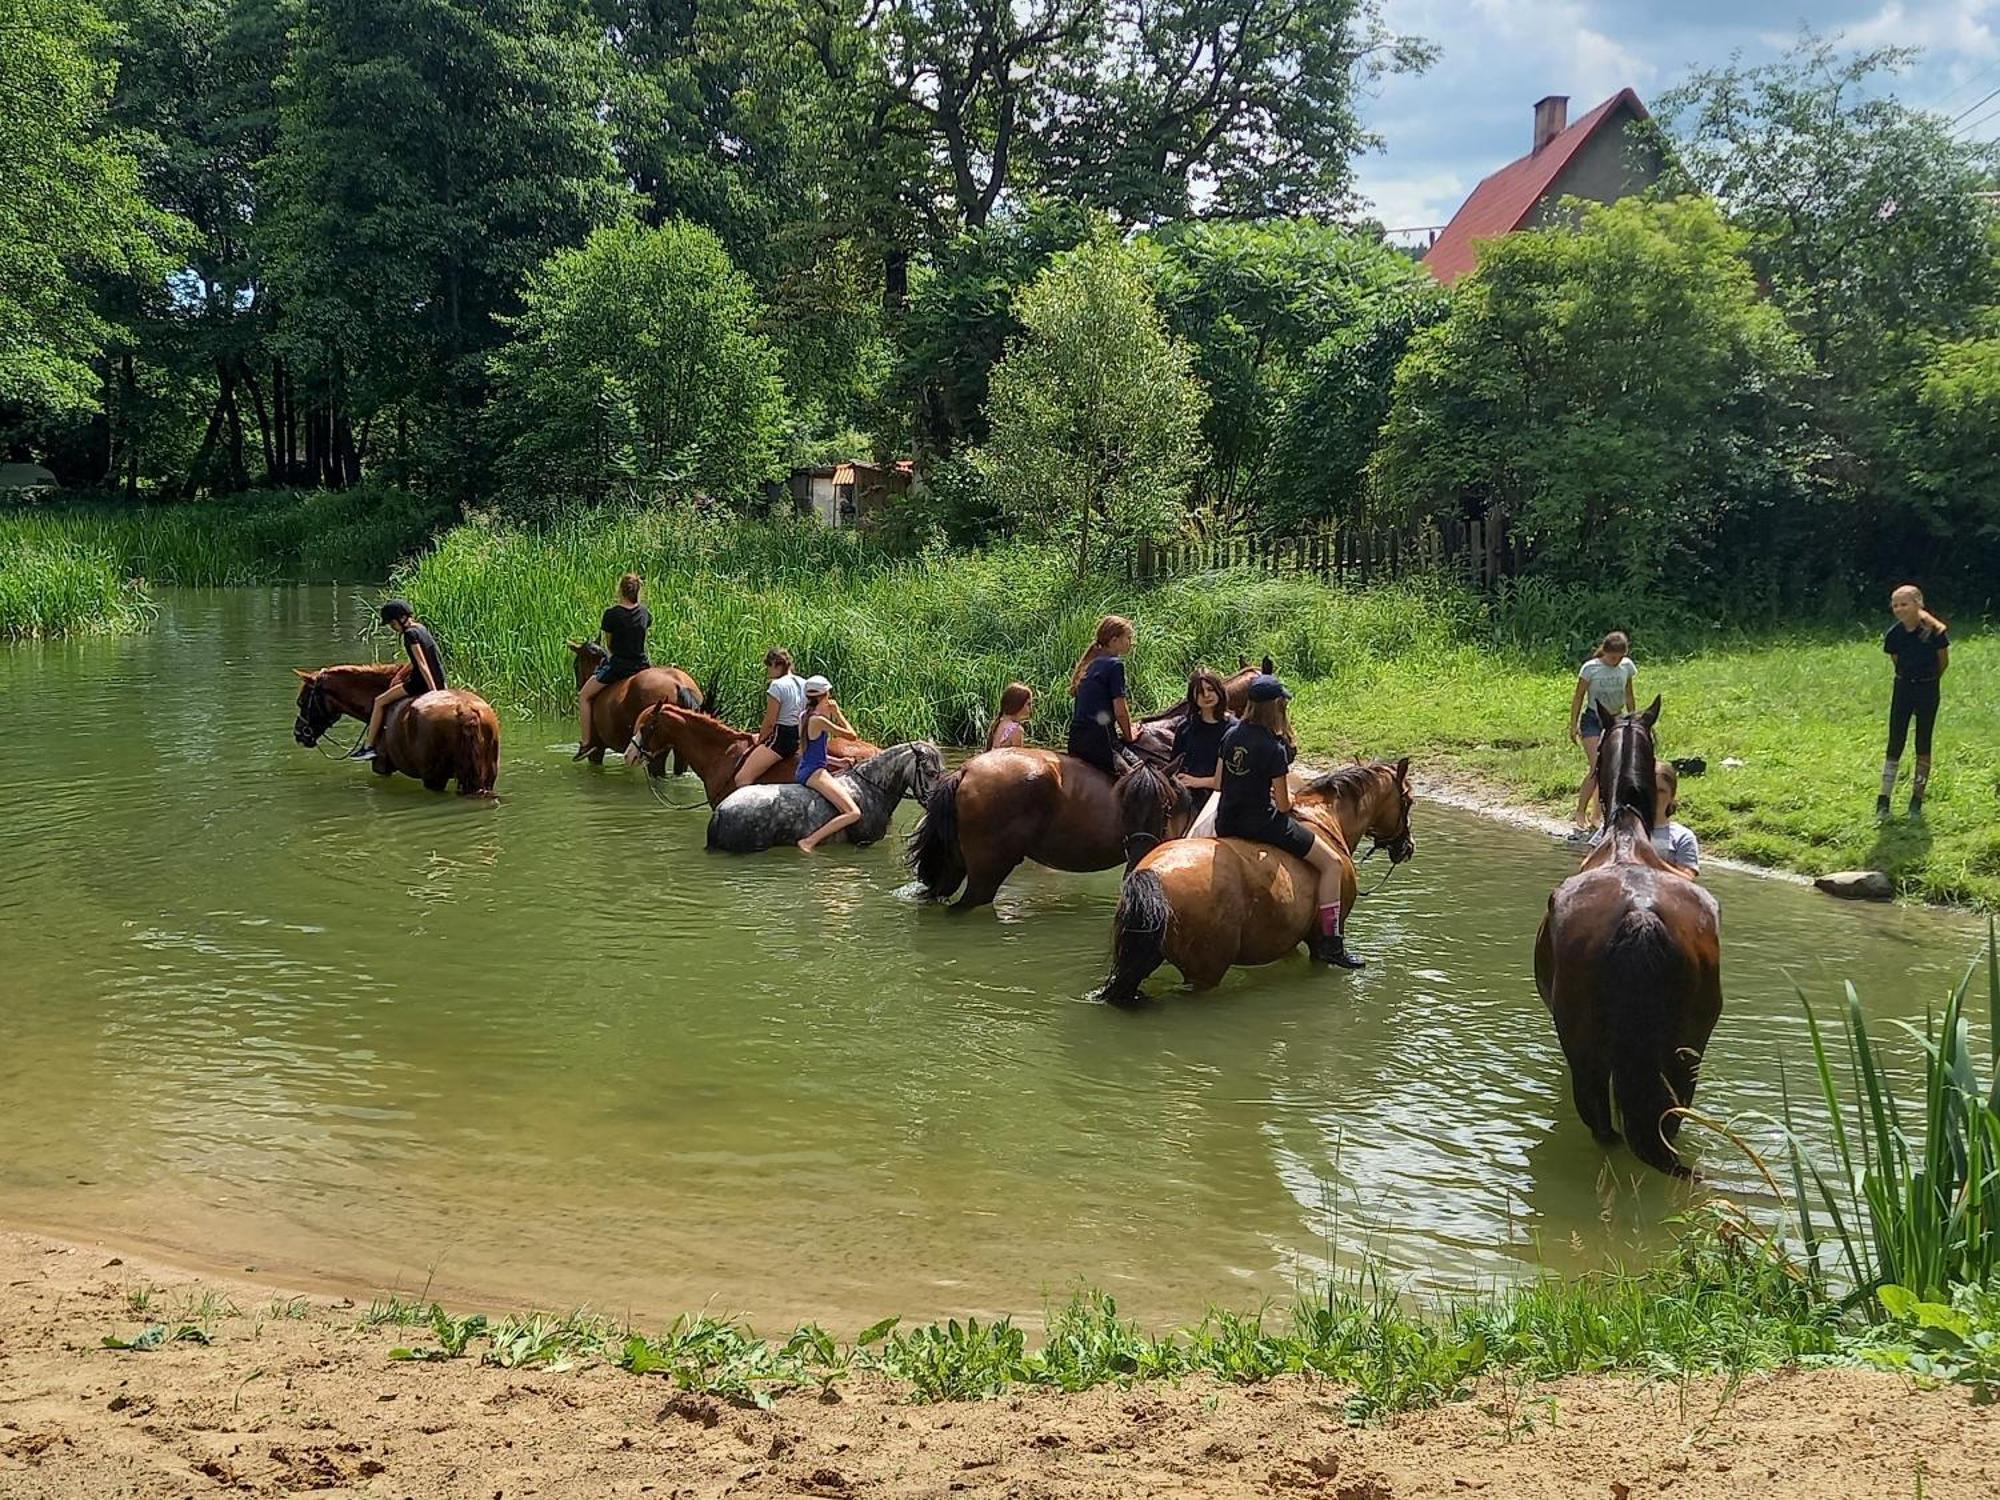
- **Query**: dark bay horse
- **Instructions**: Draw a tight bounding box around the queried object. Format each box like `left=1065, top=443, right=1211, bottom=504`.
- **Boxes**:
left=293, top=664, right=500, bottom=796
left=1533, top=698, right=1722, bottom=1177
left=624, top=701, right=880, bottom=808
left=567, top=641, right=708, bottom=768
left=1101, top=759, right=1414, bottom=1001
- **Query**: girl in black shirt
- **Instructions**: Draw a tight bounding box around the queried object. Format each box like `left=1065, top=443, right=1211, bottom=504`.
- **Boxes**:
left=350, top=600, right=445, bottom=761
left=1879, top=584, right=1950, bottom=817
left=577, top=572, right=650, bottom=757
left=1171, top=668, right=1235, bottom=814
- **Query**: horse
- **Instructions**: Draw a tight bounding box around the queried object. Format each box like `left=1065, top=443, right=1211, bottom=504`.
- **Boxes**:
left=624, top=701, right=881, bottom=808
left=1532, top=698, right=1723, bottom=1178
left=567, top=641, right=709, bottom=770
left=1100, top=759, right=1414, bottom=1001
left=906, top=750, right=1194, bottom=908
left=293, top=663, right=500, bottom=796
left=706, top=741, right=944, bottom=853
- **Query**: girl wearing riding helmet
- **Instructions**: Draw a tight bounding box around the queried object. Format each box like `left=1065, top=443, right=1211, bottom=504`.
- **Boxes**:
left=735, top=647, right=806, bottom=788
left=1067, top=616, right=1135, bottom=778
left=986, top=682, right=1034, bottom=751
left=1172, top=667, right=1235, bottom=814
left=575, top=572, right=649, bottom=758
left=1567, top=630, right=1636, bottom=832
left=1879, top=584, right=1950, bottom=817
left=1216, top=675, right=1363, bottom=970
left=795, top=676, right=864, bottom=852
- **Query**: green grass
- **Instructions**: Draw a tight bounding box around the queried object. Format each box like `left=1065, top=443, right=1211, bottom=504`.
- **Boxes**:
left=0, top=532, right=154, bottom=638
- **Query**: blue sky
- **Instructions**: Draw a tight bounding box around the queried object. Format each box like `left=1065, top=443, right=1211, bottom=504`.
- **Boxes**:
left=1353, top=0, right=2000, bottom=240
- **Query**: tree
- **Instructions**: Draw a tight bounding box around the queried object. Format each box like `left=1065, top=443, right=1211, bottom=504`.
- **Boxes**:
left=0, top=0, right=177, bottom=417
left=977, top=234, right=1207, bottom=568
left=263, top=0, right=627, bottom=492
left=1900, top=319, right=2000, bottom=574
left=1371, top=197, right=1810, bottom=591
left=486, top=220, right=792, bottom=516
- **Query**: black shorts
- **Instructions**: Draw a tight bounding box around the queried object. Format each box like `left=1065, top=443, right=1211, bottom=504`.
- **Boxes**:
left=1218, top=809, right=1317, bottom=860
left=1066, top=722, right=1121, bottom=778
left=401, top=676, right=433, bottom=700
left=591, top=661, right=644, bottom=687
left=772, top=723, right=801, bottom=757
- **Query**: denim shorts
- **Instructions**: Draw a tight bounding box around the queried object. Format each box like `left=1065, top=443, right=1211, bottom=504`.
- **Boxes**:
left=1579, top=705, right=1617, bottom=738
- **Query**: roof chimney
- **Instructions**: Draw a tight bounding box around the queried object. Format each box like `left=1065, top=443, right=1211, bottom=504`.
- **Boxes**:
left=1533, top=95, right=1569, bottom=153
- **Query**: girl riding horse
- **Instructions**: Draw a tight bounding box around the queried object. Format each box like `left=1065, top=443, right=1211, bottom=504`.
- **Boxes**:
left=576, top=572, right=651, bottom=759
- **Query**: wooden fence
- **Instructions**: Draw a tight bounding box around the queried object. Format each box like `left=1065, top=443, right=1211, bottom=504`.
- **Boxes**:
left=1127, top=514, right=1519, bottom=592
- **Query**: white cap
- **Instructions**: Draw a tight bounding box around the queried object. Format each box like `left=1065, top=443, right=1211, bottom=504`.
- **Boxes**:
left=803, top=675, right=832, bottom=696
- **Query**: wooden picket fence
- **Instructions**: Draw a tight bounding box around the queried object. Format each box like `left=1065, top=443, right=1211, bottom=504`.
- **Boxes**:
left=1127, top=514, right=1519, bottom=592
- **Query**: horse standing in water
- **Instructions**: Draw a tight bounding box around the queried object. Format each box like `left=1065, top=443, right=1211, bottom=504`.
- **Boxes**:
left=567, top=642, right=708, bottom=769
left=293, top=664, right=500, bottom=796
left=707, top=741, right=944, bottom=852
left=624, top=701, right=880, bottom=808
left=1101, top=759, right=1414, bottom=1000
left=1533, top=699, right=1722, bottom=1178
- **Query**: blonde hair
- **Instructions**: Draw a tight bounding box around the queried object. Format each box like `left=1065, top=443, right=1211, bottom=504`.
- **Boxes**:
left=1892, top=584, right=1948, bottom=638
left=1244, top=695, right=1295, bottom=750
left=618, top=572, right=642, bottom=602
left=1655, top=759, right=1679, bottom=818
left=1069, top=615, right=1134, bottom=694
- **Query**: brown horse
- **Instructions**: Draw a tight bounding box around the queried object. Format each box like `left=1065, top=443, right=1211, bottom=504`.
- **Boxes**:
left=293, top=663, right=500, bottom=796
left=906, top=750, right=1195, bottom=908
left=624, top=701, right=881, bottom=808
left=1100, top=759, right=1414, bottom=1000
left=1532, top=699, right=1722, bottom=1178
left=566, top=641, right=709, bottom=769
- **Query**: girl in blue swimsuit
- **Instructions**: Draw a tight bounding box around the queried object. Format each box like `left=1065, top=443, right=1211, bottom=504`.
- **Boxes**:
left=796, top=676, right=864, bottom=852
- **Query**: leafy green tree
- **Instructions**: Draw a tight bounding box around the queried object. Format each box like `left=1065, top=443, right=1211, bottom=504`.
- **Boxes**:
left=977, top=235, right=1207, bottom=569
left=486, top=220, right=792, bottom=516
left=1371, top=197, right=1810, bottom=590
left=1901, top=319, right=2000, bottom=562
left=0, top=0, right=178, bottom=417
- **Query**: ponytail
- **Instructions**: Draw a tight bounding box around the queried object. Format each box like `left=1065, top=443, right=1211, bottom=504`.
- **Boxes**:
left=1070, top=615, right=1133, bottom=695
left=1069, top=642, right=1106, bottom=696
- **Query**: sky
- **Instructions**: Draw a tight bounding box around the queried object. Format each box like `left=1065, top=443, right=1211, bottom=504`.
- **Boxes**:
left=1353, top=0, right=2000, bottom=242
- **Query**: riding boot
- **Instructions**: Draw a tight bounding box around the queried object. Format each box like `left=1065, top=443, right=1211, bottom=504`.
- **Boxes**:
left=1312, top=931, right=1365, bottom=970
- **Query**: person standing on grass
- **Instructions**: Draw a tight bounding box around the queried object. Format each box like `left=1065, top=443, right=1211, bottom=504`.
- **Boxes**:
left=735, top=647, right=805, bottom=788
left=349, top=600, right=445, bottom=762
left=575, top=572, right=650, bottom=759
left=1878, top=584, right=1950, bottom=818
left=1567, top=631, right=1636, bottom=832
left=795, top=676, right=864, bottom=852
left=1067, top=615, right=1136, bottom=779
left=985, top=683, right=1034, bottom=751
left=1172, top=667, right=1235, bottom=815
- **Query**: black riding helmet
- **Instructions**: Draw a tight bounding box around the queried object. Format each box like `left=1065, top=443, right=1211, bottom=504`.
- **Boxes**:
left=379, top=599, right=414, bottom=625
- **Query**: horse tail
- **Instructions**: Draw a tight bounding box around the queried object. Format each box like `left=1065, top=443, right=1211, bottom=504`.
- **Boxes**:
left=906, top=769, right=965, bottom=900
left=1604, top=907, right=1692, bottom=1178
left=461, top=705, right=499, bottom=797
left=1102, top=867, right=1170, bottom=1007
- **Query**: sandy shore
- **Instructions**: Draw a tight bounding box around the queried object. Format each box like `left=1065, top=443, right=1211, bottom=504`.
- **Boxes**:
left=4, top=1229, right=1996, bottom=1499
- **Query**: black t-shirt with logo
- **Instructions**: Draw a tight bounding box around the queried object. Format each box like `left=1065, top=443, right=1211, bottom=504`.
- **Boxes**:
left=1217, top=720, right=1290, bottom=823
left=1883, top=621, right=1948, bottom=682
left=1173, top=711, right=1236, bottom=779
left=602, top=603, right=652, bottom=671
left=403, top=622, right=446, bottom=690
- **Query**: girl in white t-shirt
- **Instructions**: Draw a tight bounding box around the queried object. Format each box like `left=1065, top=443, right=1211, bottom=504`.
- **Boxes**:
left=735, top=646, right=807, bottom=788
left=1567, top=631, right=1636, bottom=832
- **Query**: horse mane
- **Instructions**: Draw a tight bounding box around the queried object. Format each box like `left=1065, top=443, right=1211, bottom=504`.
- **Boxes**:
left=1598, top=715, right=1657, bottom=831
left=1301, top=762, right=1383, bottom=805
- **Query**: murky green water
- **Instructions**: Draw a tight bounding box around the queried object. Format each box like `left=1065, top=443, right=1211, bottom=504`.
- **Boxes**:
left=0, top=588, right=1985, bottom=1326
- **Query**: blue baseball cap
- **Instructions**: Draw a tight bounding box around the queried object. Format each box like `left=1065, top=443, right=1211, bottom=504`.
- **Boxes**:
left=1246, top=673, right=1291, bottom=702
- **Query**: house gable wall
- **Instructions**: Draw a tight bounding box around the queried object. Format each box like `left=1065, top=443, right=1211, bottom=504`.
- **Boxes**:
left=1520, top=108, right=1663, bottom=229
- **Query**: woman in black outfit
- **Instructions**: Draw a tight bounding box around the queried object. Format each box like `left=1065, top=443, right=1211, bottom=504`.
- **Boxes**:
left=576, top=572, right=651, bottom=758
left=1171, top=668, right=1235, bottom=814
left=1878, top=584, right=1950, bottom=817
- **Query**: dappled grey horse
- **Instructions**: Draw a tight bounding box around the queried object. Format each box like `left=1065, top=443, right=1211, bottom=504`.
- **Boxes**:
left=706, top=740, right=944, bottom=853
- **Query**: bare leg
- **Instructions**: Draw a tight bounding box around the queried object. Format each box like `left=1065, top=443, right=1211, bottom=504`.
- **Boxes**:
left=353, top=687, right=400, bottom=756
left=576, top=678, right=603, bottom=758
left=799, top=770, right=863, bottom=851
left=1573, top=735, right=1601, bottom=827
left=735, top=742, right=781, bottom=789
left=1303, top=834, right=1361, bottom=969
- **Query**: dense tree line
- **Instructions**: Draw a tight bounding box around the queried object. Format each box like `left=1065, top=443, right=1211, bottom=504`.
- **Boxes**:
left=2, top=6, right=1995, bottom=601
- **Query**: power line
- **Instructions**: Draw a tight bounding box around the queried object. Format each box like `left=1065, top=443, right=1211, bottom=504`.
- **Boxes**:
left=1946, top=83, right=2000, bottom=128
left=1925, top=56, right=2000, bottom=114
left=1951, top=99, right=2000, bottom=139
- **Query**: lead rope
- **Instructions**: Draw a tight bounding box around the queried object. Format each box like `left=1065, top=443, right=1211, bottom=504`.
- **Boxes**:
left=1354, top=843, right=1401, bottom=899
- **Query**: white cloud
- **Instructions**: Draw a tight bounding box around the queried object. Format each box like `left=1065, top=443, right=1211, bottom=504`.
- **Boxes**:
left=1843, top=1, right=1998, bottom=57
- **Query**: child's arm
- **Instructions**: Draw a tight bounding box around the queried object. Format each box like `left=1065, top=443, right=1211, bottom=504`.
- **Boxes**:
left=1567, top=678, right=1587, bottom=741
left=408, top=637, right=439, bottom=692
left=1177, top=769, right=1221, bottom=789
left=1113, top=696, right=1133, bottom=743
left=1624, top=673, right=1636, bottom=714
left=757, top=690, right=780, bottom=743
left=1937, top=645, right=1949, bottom=677
left=1273, top=774, right=1293, bottom=812
left=821, top=701, right=858, bottom=737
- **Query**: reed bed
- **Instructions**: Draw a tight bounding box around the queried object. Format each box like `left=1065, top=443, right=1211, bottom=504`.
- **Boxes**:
left=0, top=533, right=154, bottom=638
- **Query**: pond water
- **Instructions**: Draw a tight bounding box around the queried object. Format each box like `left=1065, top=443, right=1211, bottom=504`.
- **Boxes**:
left=0, top=588, right=1985, bottom=1328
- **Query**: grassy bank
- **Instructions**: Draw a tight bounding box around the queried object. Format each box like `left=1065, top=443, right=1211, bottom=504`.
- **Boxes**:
left=0, top=486, right=453, bottom=636
left=396, top=512, right=1996, bottom=906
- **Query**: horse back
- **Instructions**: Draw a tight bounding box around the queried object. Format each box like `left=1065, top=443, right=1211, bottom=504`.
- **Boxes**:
left=1139, top=838, right=1319, bottom=972
left=980, top=749, right=1126, bottom=871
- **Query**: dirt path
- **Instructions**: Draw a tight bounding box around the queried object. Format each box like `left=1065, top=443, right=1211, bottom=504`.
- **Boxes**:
left=3, top=1231, right=1993, bottom=1499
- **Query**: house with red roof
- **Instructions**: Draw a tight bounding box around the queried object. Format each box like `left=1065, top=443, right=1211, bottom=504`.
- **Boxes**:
left=1422, top=90, right=1664, bottom=285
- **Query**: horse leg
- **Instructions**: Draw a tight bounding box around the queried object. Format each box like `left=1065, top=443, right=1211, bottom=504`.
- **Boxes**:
left=589, top=747, right=606, bottom=766
left=1570, top=1054, right=1618, bottom=1146
left=952, top=857, right=1015, bottom=910
left=424, top=772, right=450, bottom=793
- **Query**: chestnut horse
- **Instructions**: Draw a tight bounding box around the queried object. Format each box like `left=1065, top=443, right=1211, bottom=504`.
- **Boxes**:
left=624, top=700, right=880, bottom=808
left=567, top=641, right=709, bottom=770
left=1101, top=759, right=1414, bottom=1000
left=293, top=663, right=500, bottom=796
left=1533, top=699, right=1722, bottom=1178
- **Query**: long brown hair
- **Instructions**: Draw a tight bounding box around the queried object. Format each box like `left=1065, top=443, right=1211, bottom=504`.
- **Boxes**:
left=1181, top=667, right=1228, bottom=723
left=1244, top=695, right=1295, bottom=750
left=1069, top=615, right=1133, bottom=694
left=985, top=682, right=1033, bottom=750
left=618, top=572, right=642, bottom=603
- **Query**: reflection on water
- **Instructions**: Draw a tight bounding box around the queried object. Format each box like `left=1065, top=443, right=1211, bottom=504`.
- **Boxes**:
left=0, top=588, right=1985, bottom=1326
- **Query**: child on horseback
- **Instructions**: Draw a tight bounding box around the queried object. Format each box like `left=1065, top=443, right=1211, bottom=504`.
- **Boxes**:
left=1067, top=616, right=1135, bottom=779
left=575, top=572, right=650, bottom=759
left=349, top=600, right=445, bottom=762
left=1568, top=631, right=1636, bottom=832
left=795, top=676, right=864, bottom=853
left=1172, top=668, right=1235, bottom=815
left=736, top=647, right=806, bottom=788
left=1879, top=584, right=1950, bottom=818
left=1216, top=675, right=1363, bottom=969
left=986, top=683, right=1034, bottom=751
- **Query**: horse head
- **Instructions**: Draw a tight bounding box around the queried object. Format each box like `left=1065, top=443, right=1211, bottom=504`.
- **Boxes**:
left=1595, top=697, right=1662, bottom=832
left=567, top=639, right=607, bottom=691
left=292, top=669, right=336, bottom=747
left=1300, top=758, right=1416, bottom=864
left=624, top=701, right=672, bottom=769
left=1117, top=759, right=1193, bottom=871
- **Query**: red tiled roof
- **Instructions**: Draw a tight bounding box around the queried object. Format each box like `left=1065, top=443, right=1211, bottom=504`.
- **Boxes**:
left=1421, top=89, right=1649, bottom=285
